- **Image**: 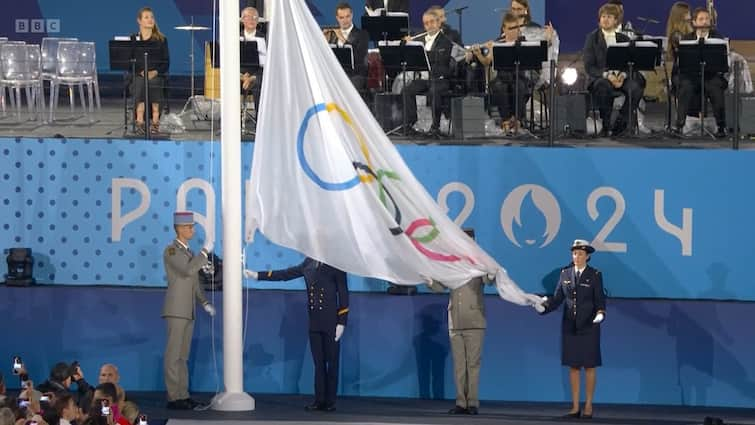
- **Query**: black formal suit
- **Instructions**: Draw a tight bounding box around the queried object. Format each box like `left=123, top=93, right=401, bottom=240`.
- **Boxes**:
left=402, top=32, right=452, bottom=130
left=583, top=28, right=646, bottom=133
left=675, top=30, right=728, bottom=130
left=441, top=23, right=462, bottom=46
left=257, top=258, right=349, bottom=407
left=240, top=29, right=266, bottom=116
left=327, top=26, right=370, bottom=90
left=542, top=265, right=606, bottom=368
left=129, top=33, right=170, bottom=104
left=365, top=0, right=410, bottom=13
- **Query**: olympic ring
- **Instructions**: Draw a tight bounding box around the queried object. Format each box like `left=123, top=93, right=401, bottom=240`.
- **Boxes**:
left=297, top=103, right=375, bottom=191
left=353, top=161, right=403, bottom=235
left=405, top=218, right=476, bottom=264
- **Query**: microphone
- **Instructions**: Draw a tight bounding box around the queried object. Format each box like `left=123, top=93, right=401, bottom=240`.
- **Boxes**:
left=493, top=7, right=507, bottom=12
left=636, top=16, right=660, bottom=24
left=452, top=6, right=469, bottom=13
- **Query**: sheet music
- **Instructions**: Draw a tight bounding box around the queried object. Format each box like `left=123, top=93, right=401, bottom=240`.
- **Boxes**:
left=365, top=7, right=384, bottom=16
left=113, top=36, right=130, bottom=41
left=330, top=44, right=354, bottom=70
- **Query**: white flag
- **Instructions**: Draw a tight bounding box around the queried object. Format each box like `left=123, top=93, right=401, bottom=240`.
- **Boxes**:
left=246, top=0, right=541, bottom=306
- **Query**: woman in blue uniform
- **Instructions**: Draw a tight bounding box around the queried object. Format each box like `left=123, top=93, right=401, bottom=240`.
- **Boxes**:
left=541, top=239, right=606, bottom=419
left=245, top=257, right=348, bottom=412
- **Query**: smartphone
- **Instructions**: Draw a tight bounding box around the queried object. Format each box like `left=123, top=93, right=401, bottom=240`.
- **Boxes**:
left=40, top=395, right=50, bottom=403
left=12, top=356, right=22, bottom=375
left=100, top=399, right=111, bottom=416
left=137, top=414, right=148, bottom=425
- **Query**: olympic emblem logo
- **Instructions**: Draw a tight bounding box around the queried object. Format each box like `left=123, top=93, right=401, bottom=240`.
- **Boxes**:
left=296, top=102, right=475, bottom=264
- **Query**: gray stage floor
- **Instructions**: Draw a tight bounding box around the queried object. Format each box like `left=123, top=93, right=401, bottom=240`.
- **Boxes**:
left=0, top=95, right=751, bottom=150
left=129, top=392, right=755, bottom=425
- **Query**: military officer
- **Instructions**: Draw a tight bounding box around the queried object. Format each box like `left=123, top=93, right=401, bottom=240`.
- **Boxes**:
left=245, top=257, right=349, bottom=412
left=425, top=229, right=492, bottom=415
left=162, top=211, right=216, bottom=410
left=540, top=239, right=606, bottom=419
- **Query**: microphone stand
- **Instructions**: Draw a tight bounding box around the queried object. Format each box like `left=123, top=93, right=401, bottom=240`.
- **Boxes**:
left=452, top=6, right=468, bottom=42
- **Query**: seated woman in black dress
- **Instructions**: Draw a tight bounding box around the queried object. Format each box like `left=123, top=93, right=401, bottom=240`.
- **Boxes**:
left=131, top=7, right=170, bottom=134
left=541, top=239, right=606, bottom=419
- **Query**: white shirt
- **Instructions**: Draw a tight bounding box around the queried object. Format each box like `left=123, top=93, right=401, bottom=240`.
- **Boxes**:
left=384, top=0, right=390, bottom=9
left=338, top=25, right=354, bottom=47
left=574, top=266, right=586, bottom=280
left=242, top=29, right=258, bottom=40
left=601, top=28, right=617, bottom=46
left=424, top=31, right=440, bottom=52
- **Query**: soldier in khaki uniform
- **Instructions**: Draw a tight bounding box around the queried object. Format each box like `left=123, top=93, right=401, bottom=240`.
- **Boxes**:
left=162, top=212, right=216, bottom=410
left=426, top=229, right=493, bottom=415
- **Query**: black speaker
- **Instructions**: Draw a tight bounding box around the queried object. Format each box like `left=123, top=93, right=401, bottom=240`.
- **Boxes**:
left=5, top=248, right=35, bottom=286
left=726, top=93, right=755, bottom=136
left=451, top=96, right=487, bottom=139
left=374, top=94, right=403, bottom=132
left=555, top=94, right=587, bottom=134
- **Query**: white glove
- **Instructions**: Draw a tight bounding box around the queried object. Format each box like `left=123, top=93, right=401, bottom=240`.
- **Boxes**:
left=203, top=303, right=216, bottom=316
left=593, top=312, right=604, bottom=324
left=335, top=324, right=345, bottom=342
left=533, top=302, right=545, bottom=313
left=202, top=240, right=213, bottom=255
left=243, top=269, right=258, bottom=280
left=486, top=273, right=496, bottom=281
left=541, top=296, right=548, bottom=303
left=420, top=275, right=433, bottom=286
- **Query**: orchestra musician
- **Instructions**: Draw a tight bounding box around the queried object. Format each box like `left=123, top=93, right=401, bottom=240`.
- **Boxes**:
left=401, top=8, right=453, bottom=136
left=240, top=6, right=266, bottom=116
left=130, top=7, right=170, bottom=136
left=428, top=6, right=462, bottom=45
left=665, top=2, right=692, bottom=65
left=672, top=7, right=728, bottom=138
left=509, top=0, right=559, bottom=88
left=242, top=0, right=265, bottom=19
left=324, top=2, right=370, bottom=91
left=583, top=2, right=645, bottom=137
left=364, top=0, right=410, bottom=14
left=467, top=12, right=532, bottom=132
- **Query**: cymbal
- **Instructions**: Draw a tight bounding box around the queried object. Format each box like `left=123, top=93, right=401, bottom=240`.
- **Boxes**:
left=174, top=24, right=210, bottom=31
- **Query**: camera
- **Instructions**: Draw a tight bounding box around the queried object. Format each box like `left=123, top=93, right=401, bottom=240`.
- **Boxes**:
left=100, top=399, right=111, bottom=416
left=12, top=356, right=22, bottom=375
left=40, top=395, right=50, bottom=403
left=137, top=414, right=148, bottom=425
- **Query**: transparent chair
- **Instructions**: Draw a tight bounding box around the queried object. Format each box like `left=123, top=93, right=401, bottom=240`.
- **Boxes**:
left=0, top=43, right=43, bottom=121
left=0, top=40, right=27, bottom=116
left=49, top=41, right=98, bottom=122
left=41, top=37, right=78, bottom=111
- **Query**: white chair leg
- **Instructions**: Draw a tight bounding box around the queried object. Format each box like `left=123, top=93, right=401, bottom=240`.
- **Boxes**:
left=68, top=85, right=74, bottom=113
left=49, top=81, right=57, bottom=122
left=14, top=87, right=22, bottom=121
left=93, top=75, right=101, bottom=110
left=78, top=83, right=87, bottom=120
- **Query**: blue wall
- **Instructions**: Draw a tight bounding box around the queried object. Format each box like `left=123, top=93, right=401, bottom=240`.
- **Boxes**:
left=1, top=138, right=754, bottom=301
left=1, top=286, right=754, bottom=408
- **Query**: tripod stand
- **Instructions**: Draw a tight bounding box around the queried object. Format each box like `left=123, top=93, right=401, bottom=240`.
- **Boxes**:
left=175, top=18, right=210, bottom=116
left=379, top=42, right=430, bottom=136
left=677, top=38, right=729, bottom=139
left=606, top=40, right=656, bottom=137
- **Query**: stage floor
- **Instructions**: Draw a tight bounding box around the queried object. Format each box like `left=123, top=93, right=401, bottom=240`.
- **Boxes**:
left=127, top=392, right=755, bottom=425
left=0, top=96, right=750, bottom=150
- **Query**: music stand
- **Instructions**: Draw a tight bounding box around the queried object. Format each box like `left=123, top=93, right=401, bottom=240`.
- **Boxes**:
left=492, top=40, right=547, bottom=134
left=362, top=14, right=410, bottom=90
left=240, top=41, right=261, bottom=136
left=130, top=40, right=166, bottom=139
left=108, top=40, right=136, bottom=136
left=678, top=38, right=729, bottom=138
left=378, top=42, right=429, bottom=136
left=606, top=41, right=658, bottom=136
left=331, top=45, right=355, bottom=74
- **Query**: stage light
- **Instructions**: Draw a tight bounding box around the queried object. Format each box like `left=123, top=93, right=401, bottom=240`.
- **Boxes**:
left=4, top=248, right=35, bottom=286
left=561, top=67, right=578, bottom=86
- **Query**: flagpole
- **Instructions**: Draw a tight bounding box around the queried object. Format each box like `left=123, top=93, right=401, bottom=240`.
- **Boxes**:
left=210, top=0, right=255, bottom=412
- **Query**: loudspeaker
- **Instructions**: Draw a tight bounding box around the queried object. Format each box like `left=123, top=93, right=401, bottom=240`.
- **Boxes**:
left=374, top=94, right=403, bottom=131
left=726, top=93, right=755, bottom=136
left=555, top=94, right=587, bottom=134
left=451, top=96, right=487, bottom=139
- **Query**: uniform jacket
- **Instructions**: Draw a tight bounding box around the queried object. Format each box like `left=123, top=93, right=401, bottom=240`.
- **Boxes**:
left=327, top=26, right=370, bottom=77
left=543, top=265, right=606, bottom=334
left=162, top=240, right=210, bottom=320
left=429, top=276, right=489, bottom=330
left=258, top=258, right=349, bottom=333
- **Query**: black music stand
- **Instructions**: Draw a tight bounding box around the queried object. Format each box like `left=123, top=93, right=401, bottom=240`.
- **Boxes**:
left=208, top=40, right=262, bottom=135
left=331, top=45, right=355, bottom=74
left=130, top=40, right=165, bottom=139
left=492, top=40, right=547, bottom=135
left=378, top=42, right=429, bottom=136
left=678, top=39, right=728, bottom=139
left=606, top=41, right=658, bottom=136
left=362, top=14, right=410, bottom=90
left=108, top=40, right=136, bottom=136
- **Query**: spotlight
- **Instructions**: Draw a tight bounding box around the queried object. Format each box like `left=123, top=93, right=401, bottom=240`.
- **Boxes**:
left=4, top=248, right=35, bottom=287
left=561, top=67, right=579, bottom=86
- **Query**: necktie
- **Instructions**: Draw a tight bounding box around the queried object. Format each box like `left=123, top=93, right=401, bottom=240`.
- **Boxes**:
left=575, top=270, right=581, bottom=283
left=187, top=247, right=194, bottom=257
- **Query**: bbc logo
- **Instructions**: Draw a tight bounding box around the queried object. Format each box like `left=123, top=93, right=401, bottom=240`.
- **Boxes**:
left=15, top=19, right=60, bottom=33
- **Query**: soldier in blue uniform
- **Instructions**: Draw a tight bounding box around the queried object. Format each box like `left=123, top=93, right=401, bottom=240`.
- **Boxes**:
left=245, top=257, right=349, bottom=412
left=541, top=239, right=606, bottom=420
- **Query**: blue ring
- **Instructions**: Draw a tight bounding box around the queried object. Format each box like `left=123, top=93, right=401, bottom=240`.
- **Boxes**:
left=297, top=103, right=360, bottom=191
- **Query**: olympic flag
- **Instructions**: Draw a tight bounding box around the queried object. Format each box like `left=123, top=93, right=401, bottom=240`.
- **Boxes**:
left=246, top=0, right=541, bottom=306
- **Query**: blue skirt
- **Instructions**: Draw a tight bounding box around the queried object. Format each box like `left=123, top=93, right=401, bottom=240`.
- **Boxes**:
left=561, top=324, right=602, bottom=368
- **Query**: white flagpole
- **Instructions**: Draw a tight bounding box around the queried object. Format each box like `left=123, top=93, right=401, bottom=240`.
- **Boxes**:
left=211, top=0, right=255, bottom=411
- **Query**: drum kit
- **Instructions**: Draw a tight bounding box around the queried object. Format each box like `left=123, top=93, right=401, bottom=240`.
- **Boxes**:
left=174, top=17, right=210, bottom=117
